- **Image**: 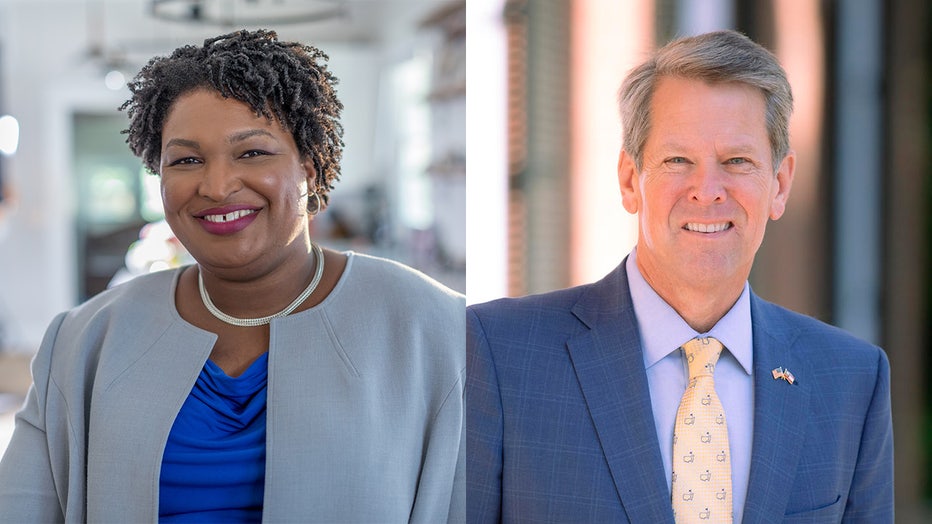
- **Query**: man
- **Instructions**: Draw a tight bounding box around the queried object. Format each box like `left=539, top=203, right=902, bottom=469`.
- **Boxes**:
left=467, top=30, right=893, bottom=523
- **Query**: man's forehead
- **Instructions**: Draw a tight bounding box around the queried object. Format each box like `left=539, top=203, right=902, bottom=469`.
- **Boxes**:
left=647, top=137, right=765, bottom=153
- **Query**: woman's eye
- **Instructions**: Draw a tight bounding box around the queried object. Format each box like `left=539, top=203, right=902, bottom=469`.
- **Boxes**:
left=241, top=150, right=270, bottom=159
left=167, top=157, right=200, bottom=166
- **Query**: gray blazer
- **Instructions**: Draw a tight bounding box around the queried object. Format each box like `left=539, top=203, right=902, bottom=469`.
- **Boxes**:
left=0, top=253, right=465, bottom=523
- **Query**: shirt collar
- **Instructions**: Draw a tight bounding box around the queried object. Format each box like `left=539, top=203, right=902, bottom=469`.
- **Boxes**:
left=626, top=248, right=753, bottom=375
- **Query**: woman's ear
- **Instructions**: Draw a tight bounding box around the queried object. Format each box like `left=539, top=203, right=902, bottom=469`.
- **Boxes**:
left=303, top=160, right=317, bottom=192
left=302, top=160, right=324, bottom=215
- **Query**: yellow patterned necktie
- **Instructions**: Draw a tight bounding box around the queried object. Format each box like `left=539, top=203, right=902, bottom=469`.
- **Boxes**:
left=671, top=337, right=733, bottom=523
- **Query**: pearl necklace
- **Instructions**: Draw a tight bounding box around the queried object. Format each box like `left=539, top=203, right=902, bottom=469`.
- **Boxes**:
left=198, top=243, right=325, bottom=327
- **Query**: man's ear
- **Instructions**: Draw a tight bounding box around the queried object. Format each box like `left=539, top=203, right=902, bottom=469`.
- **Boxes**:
left=769, top=150, right=795, bottom=220
left=618, top=149, right=640, bottom=214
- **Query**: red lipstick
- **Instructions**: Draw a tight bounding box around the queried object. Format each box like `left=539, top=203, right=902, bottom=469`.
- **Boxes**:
left=195, top=205, right=260, bottom=235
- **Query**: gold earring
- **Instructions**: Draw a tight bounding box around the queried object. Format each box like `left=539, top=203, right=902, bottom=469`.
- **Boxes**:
left=307, top=192, right=322, bottom=216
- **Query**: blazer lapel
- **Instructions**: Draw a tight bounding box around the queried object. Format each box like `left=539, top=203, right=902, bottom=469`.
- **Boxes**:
left=87, top=318, right=215, bottom=522
left=566, top=263, right=675, bottom=524
left=741, top=294, right=811, bottom=522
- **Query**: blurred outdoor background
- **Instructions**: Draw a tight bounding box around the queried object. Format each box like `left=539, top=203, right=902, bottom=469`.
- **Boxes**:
left=466, top=0, right=930, bottom=520
left=0, top=0, right=464, bottom=464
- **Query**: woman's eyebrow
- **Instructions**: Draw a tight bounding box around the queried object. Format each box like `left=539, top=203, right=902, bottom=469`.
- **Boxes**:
left=229, top=129, right=275, bottom=143
left=164, top=138, right=200, bottom=149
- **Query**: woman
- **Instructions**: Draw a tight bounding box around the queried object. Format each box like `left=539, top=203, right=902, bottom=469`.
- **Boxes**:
left=0, top=30, right=464, bottom=523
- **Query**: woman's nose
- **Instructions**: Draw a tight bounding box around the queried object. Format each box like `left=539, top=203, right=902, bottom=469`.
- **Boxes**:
left=198, top=161, right=242, bottom=201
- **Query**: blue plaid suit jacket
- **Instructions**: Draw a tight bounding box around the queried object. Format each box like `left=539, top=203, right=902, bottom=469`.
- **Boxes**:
left=466, top=260, right=893, bottom=523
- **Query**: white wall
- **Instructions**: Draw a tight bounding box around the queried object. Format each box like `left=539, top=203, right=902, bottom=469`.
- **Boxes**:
left=0, top=2, right=92, bottom=349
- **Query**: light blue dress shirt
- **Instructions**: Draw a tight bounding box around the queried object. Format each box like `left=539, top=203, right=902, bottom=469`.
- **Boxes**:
left=626, top=249, right=753, bottom=523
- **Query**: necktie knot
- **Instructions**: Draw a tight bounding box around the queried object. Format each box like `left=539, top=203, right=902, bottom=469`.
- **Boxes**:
left=682, top=337, right=723, bottom=380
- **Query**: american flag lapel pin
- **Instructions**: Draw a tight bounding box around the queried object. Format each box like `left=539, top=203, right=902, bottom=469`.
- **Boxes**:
left=771, top=366, right=797, bottom=385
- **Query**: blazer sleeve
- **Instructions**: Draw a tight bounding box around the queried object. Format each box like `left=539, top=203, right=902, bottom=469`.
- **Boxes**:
left=465, top=307, right=503, bottom=523
left=449, top=387, right=466, bottom=524
left=0, top=313, right=67, bottom=523
left=842, top=348, right=894, bottom=522
left=409, top=365, right=466, bottom=524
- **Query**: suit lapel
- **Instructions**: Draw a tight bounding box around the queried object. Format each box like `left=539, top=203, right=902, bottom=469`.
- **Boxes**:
left=742, top=294, right=811, bottom=522
left=561, top=267, right=814, bottom=522
left=566, top=263, right=675, bottom=523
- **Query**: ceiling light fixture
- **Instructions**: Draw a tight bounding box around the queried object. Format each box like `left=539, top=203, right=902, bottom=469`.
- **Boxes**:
left=150, top=0, right=346, bottom=27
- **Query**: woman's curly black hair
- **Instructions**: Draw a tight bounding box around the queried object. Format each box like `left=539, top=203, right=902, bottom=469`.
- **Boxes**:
left=120, top=29, right=344, bottom=208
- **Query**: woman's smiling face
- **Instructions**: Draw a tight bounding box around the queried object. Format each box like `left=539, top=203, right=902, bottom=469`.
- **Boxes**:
left=159, top=88, right=315, bottom=277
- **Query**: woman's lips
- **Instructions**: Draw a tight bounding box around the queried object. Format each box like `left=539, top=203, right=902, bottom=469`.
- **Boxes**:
left=195, top=207, right=260, bottom=235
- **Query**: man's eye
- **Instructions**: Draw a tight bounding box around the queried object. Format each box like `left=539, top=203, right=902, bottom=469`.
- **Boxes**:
left=666, top=157, right=687, bottom=164
left=725, top=157, right=748, bottom=165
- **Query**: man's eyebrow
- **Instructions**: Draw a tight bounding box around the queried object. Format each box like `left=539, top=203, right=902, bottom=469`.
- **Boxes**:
left=229, top=129, right=275, bottom=143
left=720, top=143, right=759, bottom=154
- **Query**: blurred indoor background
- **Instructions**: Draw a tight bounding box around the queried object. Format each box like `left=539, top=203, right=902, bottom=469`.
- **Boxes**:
left=0, top=0, right=464, bottom=456
left=466, top=0, right=930, bottom=520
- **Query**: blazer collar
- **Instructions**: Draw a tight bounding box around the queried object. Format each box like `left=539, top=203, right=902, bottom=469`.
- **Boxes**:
left=741, top=293, right=811, bottom=521
left=566, top=259, right=676, bottom=523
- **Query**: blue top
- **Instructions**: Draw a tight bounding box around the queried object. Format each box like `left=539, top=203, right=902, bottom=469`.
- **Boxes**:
left=159, top=353, right=269, bottom=523
left=625, top=248, right=753, bottom=523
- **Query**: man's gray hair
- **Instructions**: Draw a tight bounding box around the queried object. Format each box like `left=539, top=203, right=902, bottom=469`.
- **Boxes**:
left=618, top=30, right=793, bottom=172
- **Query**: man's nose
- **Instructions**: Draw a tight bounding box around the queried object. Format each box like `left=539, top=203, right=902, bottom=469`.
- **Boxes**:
left=689, top=163, right=726, bottom=204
